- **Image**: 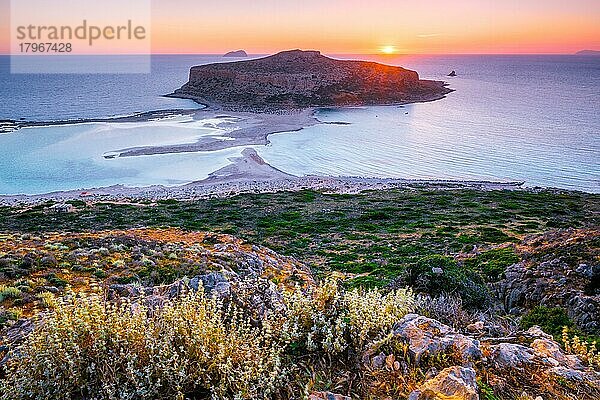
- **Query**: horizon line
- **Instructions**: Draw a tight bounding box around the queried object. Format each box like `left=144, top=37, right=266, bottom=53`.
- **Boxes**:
left=1, top=51, right=595, bottom=56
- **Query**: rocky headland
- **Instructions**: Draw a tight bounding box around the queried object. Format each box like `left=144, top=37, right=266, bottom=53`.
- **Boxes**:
left=169, top=49, right=452, bottom=111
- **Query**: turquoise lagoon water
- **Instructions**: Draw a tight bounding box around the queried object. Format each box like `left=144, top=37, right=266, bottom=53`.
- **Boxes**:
left=0, top=54, right=598, bottom=194
left=0, top=116, right=241, bottom=194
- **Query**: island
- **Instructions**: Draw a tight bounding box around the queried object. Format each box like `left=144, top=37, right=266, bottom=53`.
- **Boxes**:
left=223, top=50, right=248, bottom=57
left=169, top=49, right=452, bottom=111
left=575, top=50, right=600, bottom=56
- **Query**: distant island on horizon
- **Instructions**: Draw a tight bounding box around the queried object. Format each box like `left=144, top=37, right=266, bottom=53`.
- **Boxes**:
left=575, top=49, right=600, bottom=55
left=223, top=50, right=248, bottom=57
left=169, top=49, right=452, bottom=111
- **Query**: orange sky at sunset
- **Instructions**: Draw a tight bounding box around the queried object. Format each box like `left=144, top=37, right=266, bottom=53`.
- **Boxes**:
left=1, top=0, right=599, bottom=55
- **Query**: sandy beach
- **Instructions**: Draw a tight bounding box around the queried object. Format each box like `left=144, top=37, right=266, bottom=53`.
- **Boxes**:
left=110, top=108, right=320, bottom=157
left=0, top=147, right=525, bottom=206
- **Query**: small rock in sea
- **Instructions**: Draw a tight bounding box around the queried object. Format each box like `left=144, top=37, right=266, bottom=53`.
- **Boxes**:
left=448, top=70, right=457, bottom=77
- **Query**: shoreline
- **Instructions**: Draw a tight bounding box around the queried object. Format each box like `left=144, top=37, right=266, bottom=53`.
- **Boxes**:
left=108, top=107, right=320, bottom=157
left=0, top=148, right=528, bottom=206
left=2, top=105, right=321, bottom=157
left=0, top=108, right=202, bottom=133
left=0, top=177, right=528, bottom=206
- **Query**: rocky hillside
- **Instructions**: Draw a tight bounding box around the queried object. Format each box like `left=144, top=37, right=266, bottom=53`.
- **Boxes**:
left=0, top=189, right=598, bottom=399
left=170, top=50, right=452, bottom=110
left=1, top=227, right=599, bottom=399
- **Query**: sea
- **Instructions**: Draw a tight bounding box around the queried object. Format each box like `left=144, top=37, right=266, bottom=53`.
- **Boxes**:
left=0, top=54, right=598, bottom=194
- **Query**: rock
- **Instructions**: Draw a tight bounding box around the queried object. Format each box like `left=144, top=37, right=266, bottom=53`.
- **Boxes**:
left=392, top=314, right=481, bottom=364
left=0, top=318, right=35, bottom=367
left=493, top=229, right=600, bottom=333
left=448, top=70, right=457, bottom=77
left=409, top=366, right=478, bottom=400
left=231, top=277, right=286, bottom=323
left=466, top=321, right=485, bottom=333
left=547, top=366, right=600, bottom=384
left=308, top=392, right=350, bottom=400
left=490, top=343, right=534, bottom=368
left=172, top=50, right=453, bottom=111
left=431, top=267, right=443, bottom=275
left=525, top=326, right=553, bottom=340
left=38, top=285, right=60, bottom=294
left=190, top=272, right=230, bottom=296
left=107, top=283, right=146, bottom=299
left=4, top=319, right=34, bottom=345
left=530, top=338, right=585, bottom=369
left=370, top=352, right=387, bottom=369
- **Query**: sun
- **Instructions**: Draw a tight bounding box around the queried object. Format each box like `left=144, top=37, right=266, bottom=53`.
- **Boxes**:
left=380, top=45, right=396, bottom=54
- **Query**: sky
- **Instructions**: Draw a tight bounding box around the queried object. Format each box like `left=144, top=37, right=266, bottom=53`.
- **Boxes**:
left=1, top=0, right=599, bottom=54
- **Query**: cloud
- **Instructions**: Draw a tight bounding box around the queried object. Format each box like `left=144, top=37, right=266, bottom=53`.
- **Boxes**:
left=417, top=33, right=443, bottom=38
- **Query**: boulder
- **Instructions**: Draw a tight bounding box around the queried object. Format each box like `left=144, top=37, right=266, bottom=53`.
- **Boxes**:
left=531, top=338, right=583, bottom=369
left=466, top=321, right=485, bottom=333
left=392, top=314, right=481, bottom=364
left=308, top=392, right=350, bottom=400
left=547, top=366, right=600, bottom=384
left=189, top=272, right=231, bottom=298
left=409, top=366, right=478, bottom=400
left=490, top=343, right=534, bottom=368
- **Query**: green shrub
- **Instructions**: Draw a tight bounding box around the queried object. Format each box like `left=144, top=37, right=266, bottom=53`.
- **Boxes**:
left=464, top=247, right=519, bottom=282
left=520, top=306, right=574, bottom=339
left=44, top=273, right=68, bottom=287
left=401, top=255, right=490, bottom=308
left=0, top=285, right=21, bottom=302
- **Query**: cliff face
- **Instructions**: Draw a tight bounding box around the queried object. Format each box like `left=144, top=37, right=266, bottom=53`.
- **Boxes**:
left=172, top=50, right=452, bottom=110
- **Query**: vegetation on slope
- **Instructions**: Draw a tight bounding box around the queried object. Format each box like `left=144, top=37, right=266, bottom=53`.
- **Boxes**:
left=0, top=188, right=598, bottom=399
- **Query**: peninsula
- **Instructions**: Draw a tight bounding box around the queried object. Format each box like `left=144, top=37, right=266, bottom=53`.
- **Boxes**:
left=169, top=49, right=452, bottom=111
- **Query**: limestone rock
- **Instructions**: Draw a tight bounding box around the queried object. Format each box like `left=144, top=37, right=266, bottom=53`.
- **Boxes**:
left=409, top=366, right=479, bottom=400
left=547, top=366, right=600, bottom=384
left=466, top=321, right=485, bottom=333
left=531, top=338, right=583, bottom=369
left=308, top=392, right=351, bottom=400
left=392, top=314, right=482, bottom=364
left=525, top=326, right=553, bottom=340
left=490, top=343, right=535, bottom=368
left=493, top=229, right=599, bottom=333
